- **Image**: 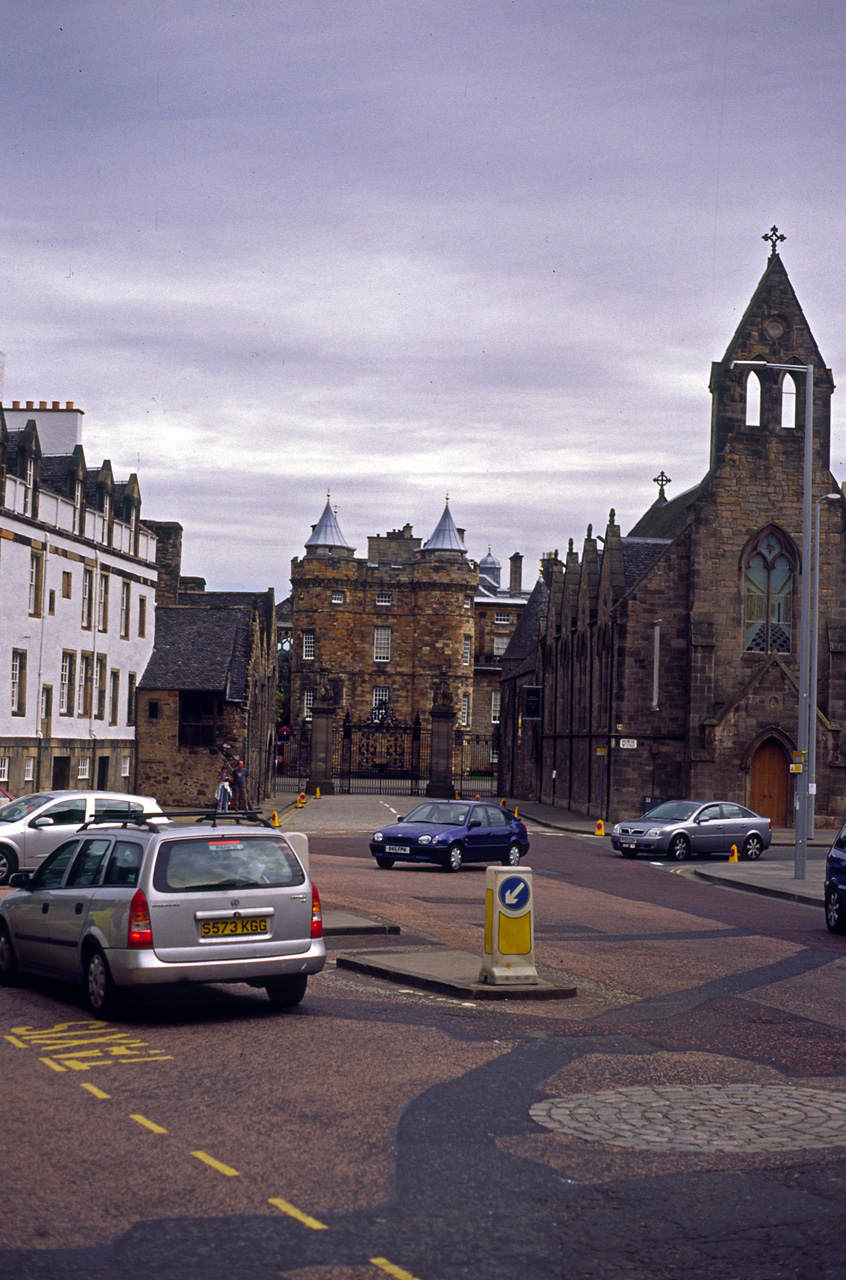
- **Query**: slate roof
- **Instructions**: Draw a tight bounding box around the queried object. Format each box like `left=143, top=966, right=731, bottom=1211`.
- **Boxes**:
left=38, top=455, right=77, bottom=497
left=501, top=577, right=549, bottom=677
left=627, top=483, right=701, bottom=539
left=139, top=606, right=252, bottom=698
left=620, top=537, right=672, bottom=592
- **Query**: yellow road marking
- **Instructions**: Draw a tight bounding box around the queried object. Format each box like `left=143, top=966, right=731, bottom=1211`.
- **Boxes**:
left=40, top=1056, right=66, bottom=1072
left=131, top=1114, right=168, bottom=1134
left=191, top=1151, right=239, bottom=1177
left=4, top=1035, right=26, bottom=1048
left=370, top=1259, right=423, bottom=1280
left=81, top=1083, right=110, bottom=1099
left=268, top=1197, right=327, bottom=1231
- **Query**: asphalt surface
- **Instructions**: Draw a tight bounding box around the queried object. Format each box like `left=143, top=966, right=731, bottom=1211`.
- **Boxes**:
left=4, top=793, right=846, bottom=1280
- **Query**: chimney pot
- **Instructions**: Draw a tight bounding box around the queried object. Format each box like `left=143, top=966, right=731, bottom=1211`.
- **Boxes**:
left=26, top=401, right=33, bottom=409
left=66, top=401, right=74, bottom=409
left=51, top=401, right=59, bottom=409
left=39, top=401, right=46, bottom=409
left=12, top=400, right=19, bottom=409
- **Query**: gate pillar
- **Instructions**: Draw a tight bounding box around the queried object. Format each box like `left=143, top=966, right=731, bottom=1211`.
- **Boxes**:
left=306, top=690, right=335, bottom=795
left=426, top=680, right=456, bottom=798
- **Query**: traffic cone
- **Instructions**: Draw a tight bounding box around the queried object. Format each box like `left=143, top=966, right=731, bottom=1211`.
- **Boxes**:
left=595, top=819, right=605, bottom=836
left=729, top=844, right=738, bottom=862
left=316, top=786, right=321, bottom=800
left=270, top=810, right=279, bottom=827
left=514, top=806, right=519, bottom=819
left=500, top=798, right=506, bottom=808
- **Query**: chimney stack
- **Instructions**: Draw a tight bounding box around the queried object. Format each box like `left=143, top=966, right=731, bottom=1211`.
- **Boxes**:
left=509, top=552, right=523, bottom=598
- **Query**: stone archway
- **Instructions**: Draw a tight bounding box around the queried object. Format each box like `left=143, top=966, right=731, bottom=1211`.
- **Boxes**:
left=750, top=737, right=789, bottom=826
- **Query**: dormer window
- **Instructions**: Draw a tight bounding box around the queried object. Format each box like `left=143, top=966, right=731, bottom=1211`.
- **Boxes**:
left=24, top=456, right=35, bottom=516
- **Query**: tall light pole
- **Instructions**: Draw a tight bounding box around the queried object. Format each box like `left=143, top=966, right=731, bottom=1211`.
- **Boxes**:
left=731, top=359, right=813, bottom=879
left=809, top=492, right=841, bottom=837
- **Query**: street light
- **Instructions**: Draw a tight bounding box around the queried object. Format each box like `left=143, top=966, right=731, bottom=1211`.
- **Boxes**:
left=731, top=359, right=813, bottom=879
left=809, top=491, right=842, bottom=837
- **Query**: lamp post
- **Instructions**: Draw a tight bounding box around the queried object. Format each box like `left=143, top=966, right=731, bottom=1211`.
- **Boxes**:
left=731, top=359, right=813, bottom=879
left=808, top=492, right=841, bottom=837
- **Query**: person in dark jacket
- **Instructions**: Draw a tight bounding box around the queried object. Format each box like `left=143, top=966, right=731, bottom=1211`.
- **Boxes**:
left=232, top=760, right=249, bottom=810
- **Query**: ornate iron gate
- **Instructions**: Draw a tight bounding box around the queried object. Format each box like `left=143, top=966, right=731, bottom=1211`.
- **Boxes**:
left=453, top=729, right=501, bottom=798
left=333, top=710, right=431, bottom=795
left=273, top=722, right=311, bottom=793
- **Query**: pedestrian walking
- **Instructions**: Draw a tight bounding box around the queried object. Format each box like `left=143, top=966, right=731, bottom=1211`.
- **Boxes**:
left=214, top=767, right=232, bottom=812
left=232, top=760, right=249, bottom=810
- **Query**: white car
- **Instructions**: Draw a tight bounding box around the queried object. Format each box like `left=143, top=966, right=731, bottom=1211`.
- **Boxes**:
left=0, top=791, right=164, bottom=883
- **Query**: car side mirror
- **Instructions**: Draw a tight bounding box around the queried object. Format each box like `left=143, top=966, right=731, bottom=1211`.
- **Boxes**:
left=469, top=818, right=482, bottom=829
left=30, top=816, right=54, bottom=828
left=396, top=816, right=405, bottom=822
left=9, top=871, right=32, bottom=889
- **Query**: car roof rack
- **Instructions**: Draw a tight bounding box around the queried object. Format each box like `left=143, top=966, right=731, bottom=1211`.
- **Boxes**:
left=79, top=809, right=273, bottom=832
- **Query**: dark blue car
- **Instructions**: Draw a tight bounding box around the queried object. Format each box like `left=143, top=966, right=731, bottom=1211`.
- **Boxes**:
left=825, top=823, right=846, bottom=932
left=370, top=800, right=529, bottom=873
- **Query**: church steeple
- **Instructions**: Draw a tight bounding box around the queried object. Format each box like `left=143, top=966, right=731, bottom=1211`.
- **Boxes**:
left=708, top=233, right=834, bottom=474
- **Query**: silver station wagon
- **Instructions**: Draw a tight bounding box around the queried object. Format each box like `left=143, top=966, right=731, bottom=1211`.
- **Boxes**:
left=0, top=814, right=325, bottom=1018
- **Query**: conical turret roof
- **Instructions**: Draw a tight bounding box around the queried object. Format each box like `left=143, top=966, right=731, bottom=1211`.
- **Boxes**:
left=419, top=500, right=465, bottom=554
left=305, top=497, right=353, bottom=550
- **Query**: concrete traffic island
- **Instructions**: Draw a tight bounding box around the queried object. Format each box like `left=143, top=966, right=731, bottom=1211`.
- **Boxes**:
left=334, top=948, right=578, bottom=1001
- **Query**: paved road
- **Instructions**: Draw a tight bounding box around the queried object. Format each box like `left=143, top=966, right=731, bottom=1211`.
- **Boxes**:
left=3, top=824, right=846, bottom=1279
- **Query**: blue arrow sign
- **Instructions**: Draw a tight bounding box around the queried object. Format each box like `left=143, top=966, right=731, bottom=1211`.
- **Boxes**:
left=498, top=875, right=530, bottom=912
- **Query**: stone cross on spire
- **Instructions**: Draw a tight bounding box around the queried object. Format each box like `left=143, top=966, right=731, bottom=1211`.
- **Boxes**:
left=762, top=225, right=786, bottom=257
left=653, top=470, right=671, bottom=499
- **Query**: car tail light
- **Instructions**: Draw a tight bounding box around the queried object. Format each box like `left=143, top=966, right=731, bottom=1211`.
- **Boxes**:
left=128, top=889, right=153, bottom=949
left=311, top=883, right=323, bottom=939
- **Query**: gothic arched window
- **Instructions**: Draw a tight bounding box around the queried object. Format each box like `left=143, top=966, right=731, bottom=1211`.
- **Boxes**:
left=744, top=531, right=794, bottom=653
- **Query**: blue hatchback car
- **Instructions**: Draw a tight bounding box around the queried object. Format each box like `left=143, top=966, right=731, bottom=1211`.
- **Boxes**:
left=370, top=800, right=529, bottom=873
left=824, top=823, right=846, bottom=932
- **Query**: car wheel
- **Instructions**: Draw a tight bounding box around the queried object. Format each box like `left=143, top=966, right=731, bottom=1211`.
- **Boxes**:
left=0, top=921, right=18, bottom=986
left=265, top=975, right=308, bottom=1008
left=502, top=842, right=522, bottom=867
left=826, top=888, right=846, bottom=935
left=443, top=844, right=463, bottom=873
left=0, top=846, right=18, bottom=886
left=84, top=946, right=119, bottom=1020
left=743, top=834, right=763, bottom=860
left=668, top=834, right=690, bottom=861
left=374, top=857, right=395, bottom=869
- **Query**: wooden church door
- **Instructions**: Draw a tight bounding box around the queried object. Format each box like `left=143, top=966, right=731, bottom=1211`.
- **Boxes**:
left=750, top=738, right=789, bottom=827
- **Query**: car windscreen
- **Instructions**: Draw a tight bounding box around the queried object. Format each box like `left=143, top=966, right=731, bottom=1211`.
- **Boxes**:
left=403, top=803, right=469, bottom=825
left=0, top=793, right=54, bottom=822
left=153, top=836, right=306, bottom=893
left=643, top=801, right=699, bottom=821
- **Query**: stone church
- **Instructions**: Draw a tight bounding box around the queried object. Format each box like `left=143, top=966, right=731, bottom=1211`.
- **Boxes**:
left=500, top=237, right=846, bottom=827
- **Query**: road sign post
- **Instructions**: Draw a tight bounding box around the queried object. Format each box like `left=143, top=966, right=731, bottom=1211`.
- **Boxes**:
left=478, top=867, right=539, bottom=985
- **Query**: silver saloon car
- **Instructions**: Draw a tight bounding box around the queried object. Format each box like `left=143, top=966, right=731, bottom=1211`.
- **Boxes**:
left=0, top=790, right=164, bottom=883
left=0, top=815, right=326, bottom=1017
left=611, top=800, right=771, bottom=861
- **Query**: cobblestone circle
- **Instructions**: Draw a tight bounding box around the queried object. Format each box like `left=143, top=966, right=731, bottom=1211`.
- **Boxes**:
left=529, top=1084, right=846, bottom=1152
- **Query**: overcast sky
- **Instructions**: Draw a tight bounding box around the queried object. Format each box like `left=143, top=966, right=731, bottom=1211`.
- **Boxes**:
left=3, top=1, right=846, bottom=595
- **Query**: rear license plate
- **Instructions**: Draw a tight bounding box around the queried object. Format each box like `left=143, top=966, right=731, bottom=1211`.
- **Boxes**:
left=384, top=844, right=407, bottom=854
left=200, top=917, right=269, bottom=937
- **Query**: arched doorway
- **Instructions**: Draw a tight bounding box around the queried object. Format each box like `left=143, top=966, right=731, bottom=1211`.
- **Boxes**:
left=750, top=738, right=789, bottom=826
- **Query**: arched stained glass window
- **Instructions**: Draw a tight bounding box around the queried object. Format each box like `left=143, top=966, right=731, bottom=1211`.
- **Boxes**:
left=744, top=532, right=793, bottom=653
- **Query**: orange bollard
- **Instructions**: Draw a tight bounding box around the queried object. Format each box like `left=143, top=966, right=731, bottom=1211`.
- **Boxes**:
left=729, top=844, right=738, bottom=862
left=594, top=820, right=605, bottom=836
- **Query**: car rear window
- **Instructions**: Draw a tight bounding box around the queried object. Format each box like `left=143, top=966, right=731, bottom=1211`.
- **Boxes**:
left=153, top=836, right=306, bottom=893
